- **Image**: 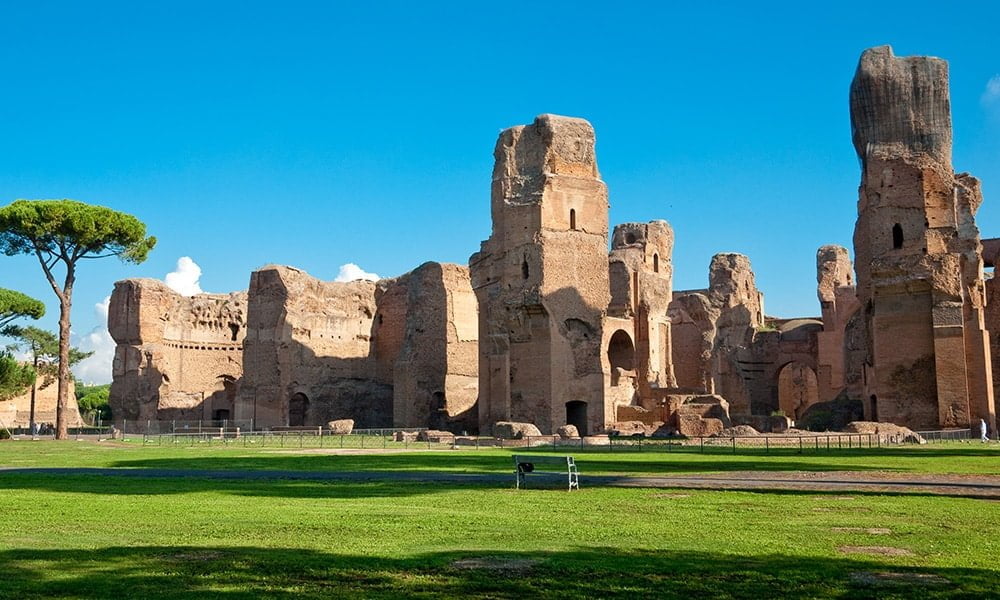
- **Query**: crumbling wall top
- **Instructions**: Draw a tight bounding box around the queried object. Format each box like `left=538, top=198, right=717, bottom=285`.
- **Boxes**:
left=493, top=114, right=599, bottom=188
left=817, top=245, right=854, bottom=303
left=850, top=45, right=952, bottom=164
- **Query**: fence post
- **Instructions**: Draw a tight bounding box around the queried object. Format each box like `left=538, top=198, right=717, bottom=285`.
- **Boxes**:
left=701, top=436, right=704, bottom=453
left=799, top=436, right=802, bottom=453
left=765, top=436, right=769, bottom=454
left=732, top=436, right=736, bottom=454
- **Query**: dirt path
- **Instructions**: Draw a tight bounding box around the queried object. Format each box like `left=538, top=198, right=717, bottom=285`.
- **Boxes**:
left=2, top=467, right=999, bottom=498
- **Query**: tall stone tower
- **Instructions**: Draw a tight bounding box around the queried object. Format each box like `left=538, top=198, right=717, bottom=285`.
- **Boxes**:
left=850, top=45, right=995, bottom=430
left=470, top=114, right=611, bottom=435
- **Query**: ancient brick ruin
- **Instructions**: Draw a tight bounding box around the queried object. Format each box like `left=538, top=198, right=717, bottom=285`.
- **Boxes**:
left=108, top=46, right=997, bottom=435
left=109, top=263, right=478, bottom=431
left=850, top=46, right=995, bottom=431
left=108, top=279, right=247, bottom=424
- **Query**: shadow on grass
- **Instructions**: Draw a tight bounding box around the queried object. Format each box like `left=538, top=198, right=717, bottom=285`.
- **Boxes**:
left=0, top=473, right=496, bottom=498
left=102, top=452, right=909, bottom=476
left=1, top=471, right=996, bottom=501
left=0, top=544, right=994, bottom=599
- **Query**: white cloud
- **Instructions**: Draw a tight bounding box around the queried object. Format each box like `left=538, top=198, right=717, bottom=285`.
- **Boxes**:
left=72, top=296, right=115, bottom=385
left=95, top=295, right=110, bottom=321
left=164, top=256, right=203, bottom=296
left=334, top=263, right=380, bottom=282
left=983, top=75, right=1000, bottom=106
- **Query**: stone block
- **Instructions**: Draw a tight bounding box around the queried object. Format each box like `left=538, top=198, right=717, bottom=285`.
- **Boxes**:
left=326, top=419, right=354, bottom=435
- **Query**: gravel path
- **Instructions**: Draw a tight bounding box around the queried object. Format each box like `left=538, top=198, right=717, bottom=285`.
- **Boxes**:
left=2, top=467, right=999, bottom=498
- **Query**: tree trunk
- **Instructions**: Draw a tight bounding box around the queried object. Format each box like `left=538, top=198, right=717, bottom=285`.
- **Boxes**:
left=29, top=356, right=38, bottom=437
left=55, top=264, right=75, bottom=441
left=56, top=295, right=72, bottom=440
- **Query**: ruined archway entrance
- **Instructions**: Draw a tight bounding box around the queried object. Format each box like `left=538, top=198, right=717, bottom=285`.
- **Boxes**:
left=289, top=392, right=309, bottom=426
left=429, top=391, right=447, bottom=431
left=607, top=330, right=635, bottom=386
left=566, top=400, right=588, bottom=436
left=777, top=362, right=818, bottom=419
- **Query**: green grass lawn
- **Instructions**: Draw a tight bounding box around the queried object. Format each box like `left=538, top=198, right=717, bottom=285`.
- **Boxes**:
left=1, top=441, right=998, bottom=598
left=1, top=438, right=998, bottom=475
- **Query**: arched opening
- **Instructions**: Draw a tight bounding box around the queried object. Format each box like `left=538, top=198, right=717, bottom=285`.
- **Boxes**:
left=429, top=391, right=447, bottom=430
left=213, top=409, right=231, bottom=421
left=653, top=253, right=659, bottom=273
left=892, top=223, right=903, bottom=249
left=289, top=392, right=309, bottom=427
left=569, top=208, right=576, bottom=230
left=607, top=330, right=636, bottom=386
left=777, top=362, right=818, bottom=419
left=566, top=400, right=588, bottom=436
left=870, top=394, right=878, bottom=422
left=521, top=257, right=529, bottom=279
left=625, top=232, right=637, bottom=244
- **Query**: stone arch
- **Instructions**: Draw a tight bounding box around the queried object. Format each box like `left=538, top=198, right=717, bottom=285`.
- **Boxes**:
left=607, top=329, right=635, bottom=386
left=288, top=392, right=309, bottom=427
left=570, top=208, right=577, bottom=230
left=777, top=362, right=819, bottom=419
left=653, top=253, right=659, bottom=273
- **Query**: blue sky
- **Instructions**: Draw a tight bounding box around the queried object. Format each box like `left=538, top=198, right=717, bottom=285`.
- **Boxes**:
left=2, top=1, right=999, bottom=382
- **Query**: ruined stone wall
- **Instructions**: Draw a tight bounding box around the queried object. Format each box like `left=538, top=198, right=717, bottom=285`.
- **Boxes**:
left=108, top=279, right=246, bottom=424
left=815, top=245, right=862, bottom=403
left=851, top=45, right=995, bottom=430
left=391, top=262, right=479, bottom=433
left=236, top=266, right=387, bottom=428
left=233, top=262, right=478, bottom=431
left=667, top=290, right=715, bottom=392
left=669, top=253, right=764, bottom=415
left=471, top=114, right=610, bottom=435
left=0, top=377, right=82, bottom=428
left=607, top=221, right=676, bottom=411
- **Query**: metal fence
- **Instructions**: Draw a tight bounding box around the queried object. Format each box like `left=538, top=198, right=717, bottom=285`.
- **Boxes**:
left=117, top=419, right=255, bottom=434
left=3, top=425, right=116, bottom=440
left=136, top=430, right=886, bottom=453
left=915, top=428, right=975, bottom=443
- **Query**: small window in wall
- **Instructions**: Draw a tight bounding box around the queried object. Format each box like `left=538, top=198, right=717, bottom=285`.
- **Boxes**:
left=653, top=253, right=659, bottom=273
left=522, top=257, right=529, bottom=279
left=569, top=208, right=576, bottom=230
left=892, top=223, right=903, bottom=249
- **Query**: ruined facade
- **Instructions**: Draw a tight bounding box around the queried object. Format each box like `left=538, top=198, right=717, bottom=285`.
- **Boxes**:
left=669, top=254, right=766, bottom=414
left=470, top=115, right=715, bottom=435
left=108, top=279, right=246, bottom=424
left=850, top=46, right=995, bottom=431
left=108, top=47, right=1000, bottom=436
left=235, top=262, right=478, bottom=430
left=110, top=263, right=478, bottom=431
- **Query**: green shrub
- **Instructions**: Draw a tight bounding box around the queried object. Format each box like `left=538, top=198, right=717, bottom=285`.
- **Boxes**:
left=77, top=386, right=111, bottom=420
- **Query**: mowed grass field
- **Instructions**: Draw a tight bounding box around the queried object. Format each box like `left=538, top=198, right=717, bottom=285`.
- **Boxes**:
left=1, top=440, right=998, bottom=598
